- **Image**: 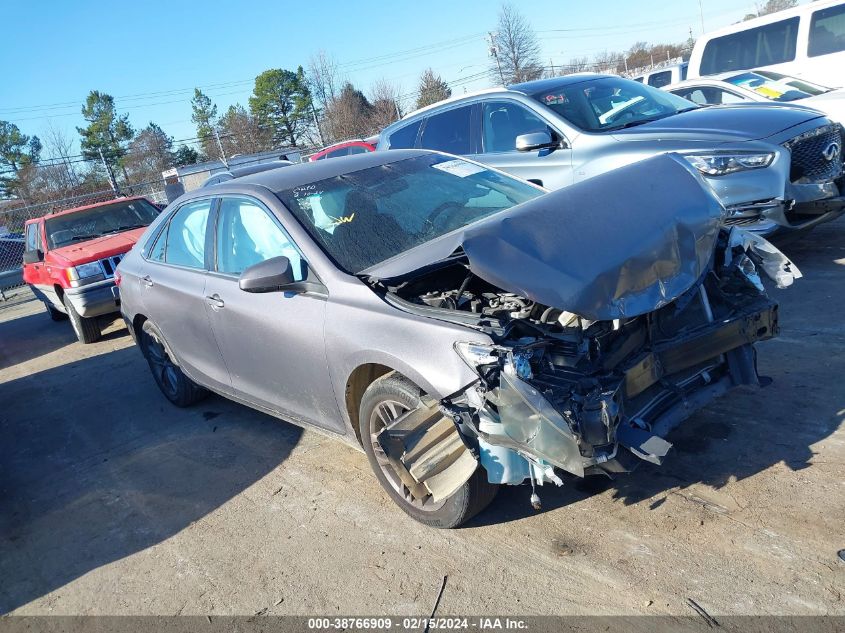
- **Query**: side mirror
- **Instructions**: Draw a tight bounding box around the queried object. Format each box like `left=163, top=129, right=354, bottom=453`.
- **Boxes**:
left=23, top=249, right=43, bottom=264
left=239, top=256, right=296, bottom=293
left=515, top=131, right=556, bottom=152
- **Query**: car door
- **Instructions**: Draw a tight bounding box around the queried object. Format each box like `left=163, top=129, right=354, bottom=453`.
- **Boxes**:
left=141, top=197, right=232, bottom=394
left=472, top=99, right=573, bottom=189
left=203, top=195, right=343, bottom=433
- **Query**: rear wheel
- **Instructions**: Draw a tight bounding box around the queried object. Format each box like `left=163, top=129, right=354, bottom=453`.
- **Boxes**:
left=44, top=302, right=67, bottom=321
left=63, top=294, right=100, bottom=343
left=359, top=373, right=498, bottom=528
left=140, top=320, right=208, bottom=407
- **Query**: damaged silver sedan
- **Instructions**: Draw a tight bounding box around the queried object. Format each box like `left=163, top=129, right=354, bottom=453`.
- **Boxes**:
left=117, top=150, right=800, bottom=528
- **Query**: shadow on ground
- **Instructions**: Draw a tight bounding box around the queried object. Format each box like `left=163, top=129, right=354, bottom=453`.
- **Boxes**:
left=468, top=218, right=845, bottom=527
left=0, top=345, right=302, bottom=614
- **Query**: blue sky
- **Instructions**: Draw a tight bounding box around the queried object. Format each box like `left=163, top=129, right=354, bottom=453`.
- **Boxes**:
left=0, top=0, right=765, bottom=155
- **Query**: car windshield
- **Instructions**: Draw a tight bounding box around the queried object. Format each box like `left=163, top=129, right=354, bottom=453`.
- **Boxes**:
left=45, top=199, right=160, bottom=249
left=753, top=70, right=832, bottom=96
left=276, top=154, right=543, bottom=273
left=530, top=76, right=697, bottom=132
left=725, top=72, right=812, bottom=102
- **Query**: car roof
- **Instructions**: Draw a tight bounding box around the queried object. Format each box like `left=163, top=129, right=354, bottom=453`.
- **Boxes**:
left=508, top=73, right=617, bottom=94
left=211, top=149, right=430, bottom=193
left=25, top=196, right=150, bottom=223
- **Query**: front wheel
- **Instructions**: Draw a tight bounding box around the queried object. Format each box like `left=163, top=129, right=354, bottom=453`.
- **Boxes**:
left=63, top=294, right=100, bottom=343
left=45, top=301, right=67, bottom=322
left=140, top=320, right=208, bottom=407
left=359, top=373, right=498, bottom=528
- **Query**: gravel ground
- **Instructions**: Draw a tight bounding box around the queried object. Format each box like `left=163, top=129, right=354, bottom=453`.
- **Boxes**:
left=1, top=219, right=843, bottom=617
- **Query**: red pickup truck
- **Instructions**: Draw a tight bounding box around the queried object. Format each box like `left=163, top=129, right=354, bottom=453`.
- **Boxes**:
left=22, top=197, right=161, bottom=343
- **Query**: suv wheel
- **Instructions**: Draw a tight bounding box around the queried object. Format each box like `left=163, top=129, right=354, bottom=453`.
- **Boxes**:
left=140, top=320, right=208, bottom=407
left=359, top=373, right=498, bottom=528
left=63, top=294, right=101, bottom=343
left=45, top=302, right=67, bottom=322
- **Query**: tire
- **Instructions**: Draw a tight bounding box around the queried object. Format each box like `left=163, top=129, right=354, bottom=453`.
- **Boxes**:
left=45, top=302, right=67, bottom=321
left=140, top=320, right=208, bottom=407
left=63, top=294, right=101, bottom=343
left=359, top=373, right=498, bottom=528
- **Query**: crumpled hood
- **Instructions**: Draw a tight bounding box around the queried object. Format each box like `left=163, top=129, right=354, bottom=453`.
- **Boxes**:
left=367, top=154, right=725, bottom=321
left=610, top=103, right=823, bottom=143
left=49, top=227, right=145, bottom=266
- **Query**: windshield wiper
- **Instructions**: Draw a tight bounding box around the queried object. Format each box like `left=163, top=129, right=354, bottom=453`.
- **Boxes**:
left=605, top=117, right=663, bottom=131
left=103, top=224, right=147, bottom=234
left=68, top=233, right=103, bottom=242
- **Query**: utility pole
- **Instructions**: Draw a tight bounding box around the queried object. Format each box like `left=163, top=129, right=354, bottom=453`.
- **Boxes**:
left=487, top=32, right=505, bottom=85
left=98, top=148, right=120, bottom=195
left=213, top=127, right=229, bottom=169
left=698, top=0, right=705, bottom=33
left=394, top=99, right=402, bottom=121
left=549, top=58, right=555, bottom=77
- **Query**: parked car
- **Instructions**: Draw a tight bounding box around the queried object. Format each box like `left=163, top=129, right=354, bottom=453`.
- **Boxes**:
left=631, top=62, right=688, bottom=88
left=22, top=197, right=161, bottom=343
left=665, top=70, right=845, bottom=124
left=308, top=139, right=376, bottom=161
left=377, top=74, right=845, bottom=235
left=686, top=0, right=845, bottom=85
left=117, top=150, right=798, bottom=528
left=0, top=232, right=25, bottom=272
left=201, top=160, right=293, bottom=187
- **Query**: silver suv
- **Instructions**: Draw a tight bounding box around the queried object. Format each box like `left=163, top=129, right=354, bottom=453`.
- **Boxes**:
left=117, top=151, right=797, bottom=527
left=378, top=74, right=845, bottom=235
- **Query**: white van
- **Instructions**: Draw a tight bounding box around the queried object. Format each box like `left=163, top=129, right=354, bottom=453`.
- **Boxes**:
left=687, top=0, right=845, bottom=86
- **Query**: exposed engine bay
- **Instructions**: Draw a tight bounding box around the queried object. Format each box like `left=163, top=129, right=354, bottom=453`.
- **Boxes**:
left=374, top=227, right=800, bottom=507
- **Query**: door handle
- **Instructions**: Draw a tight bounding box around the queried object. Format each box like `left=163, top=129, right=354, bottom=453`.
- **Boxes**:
left=206, top=294, right=225, bottom=309
left=141, top=275, right=154, bottom=287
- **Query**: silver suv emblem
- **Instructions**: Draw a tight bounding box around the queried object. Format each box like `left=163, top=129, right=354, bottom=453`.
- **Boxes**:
left=822, top=141, right=841, bottom=162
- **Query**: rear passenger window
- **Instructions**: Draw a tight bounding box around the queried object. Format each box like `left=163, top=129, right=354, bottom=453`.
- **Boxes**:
left=387, top=120, right=422, bottom=149
left=164, top=199, right=211, bottom=269
left=809, top=3, right=845, bottom=57
left=700, top=17, right=799, bottom=74
left=419, top=106, right=473, bottom=155
left=647, top=71, right=672, bottom=88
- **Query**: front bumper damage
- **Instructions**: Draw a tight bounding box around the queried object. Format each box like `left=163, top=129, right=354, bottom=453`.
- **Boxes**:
left=375, top=227, right=799, bottom=507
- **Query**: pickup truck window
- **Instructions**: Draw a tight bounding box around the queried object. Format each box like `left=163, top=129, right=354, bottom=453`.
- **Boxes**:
left=45, top=199, right=159, bottom=249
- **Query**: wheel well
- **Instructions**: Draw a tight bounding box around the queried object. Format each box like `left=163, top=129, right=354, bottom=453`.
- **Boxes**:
left=54, top=285, right=64, bottom=302
left=345, top=363, right=393, bottom=446
left=132, top=314, right=148, bottom=348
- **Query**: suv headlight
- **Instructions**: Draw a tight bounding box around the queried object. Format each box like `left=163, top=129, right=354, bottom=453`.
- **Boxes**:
left=66, top=261, right=105, bottom=286
left=684, top=152, right=774, bottom=176
left=454, top=342, right=499, bottom=370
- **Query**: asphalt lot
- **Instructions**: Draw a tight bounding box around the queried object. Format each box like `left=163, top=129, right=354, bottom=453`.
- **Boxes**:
left=1, top=219, right=843, bottom=617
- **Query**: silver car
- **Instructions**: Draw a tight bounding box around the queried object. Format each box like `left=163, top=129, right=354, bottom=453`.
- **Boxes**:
left=117, top=150, right=798, bottom=528
left=377, top=74, right=845, bottom=236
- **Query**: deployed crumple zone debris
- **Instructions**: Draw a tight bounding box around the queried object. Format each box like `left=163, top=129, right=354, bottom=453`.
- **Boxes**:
left=374, top=154, right=795, bottom=507
left=727, top=227, right=803, bottom=289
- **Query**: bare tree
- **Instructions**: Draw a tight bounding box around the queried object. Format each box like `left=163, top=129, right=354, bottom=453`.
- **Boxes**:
left=42, top=120, right=81, bottom=191
left=368, top=79, right=402, bottom=134
left=565, top=56, right=590, bottom=75
left=745, top=0, right=798, bottom=19
left=307, top=51, right=343, bottom=111
left=592, top=49, right=622, bottom=74
left=490, top=4, right=544, bottom=84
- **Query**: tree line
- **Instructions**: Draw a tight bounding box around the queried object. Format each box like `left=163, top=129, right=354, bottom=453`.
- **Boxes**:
left=2, top=2, right=712, bottom=205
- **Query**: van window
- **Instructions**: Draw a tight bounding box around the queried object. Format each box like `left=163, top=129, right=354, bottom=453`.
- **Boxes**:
left=647, top=71, right=673, bottom=88
left=387, top=120, right=422, bottom=149
left=700, top=17, right=800, bottom=74
left=809, top=3, right=845, bottom=57
left=418, top=106, right=473, bottom=155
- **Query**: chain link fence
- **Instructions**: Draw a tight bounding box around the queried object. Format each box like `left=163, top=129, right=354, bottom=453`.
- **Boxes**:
left=0, top=180, right=166, bottom=301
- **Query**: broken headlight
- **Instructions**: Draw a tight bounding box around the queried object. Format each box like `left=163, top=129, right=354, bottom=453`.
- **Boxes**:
left=684, top=152, right=774, bottom=176
left=454, top=342, right=499, bottom=371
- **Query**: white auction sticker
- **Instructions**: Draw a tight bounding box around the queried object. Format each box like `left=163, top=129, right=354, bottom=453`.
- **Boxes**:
left=431, top=159, right=486, bottom=178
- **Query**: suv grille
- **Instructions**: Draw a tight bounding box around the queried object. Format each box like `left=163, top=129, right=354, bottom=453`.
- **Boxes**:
left=783, top=123, right=844, bottom=183
left=99, top=254, right=123, bottom=278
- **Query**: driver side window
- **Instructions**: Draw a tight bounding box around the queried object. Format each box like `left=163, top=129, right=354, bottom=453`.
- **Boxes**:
left=482, top=101, right=554, bottom=153
left=215, top=197, right=304, bottom=279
